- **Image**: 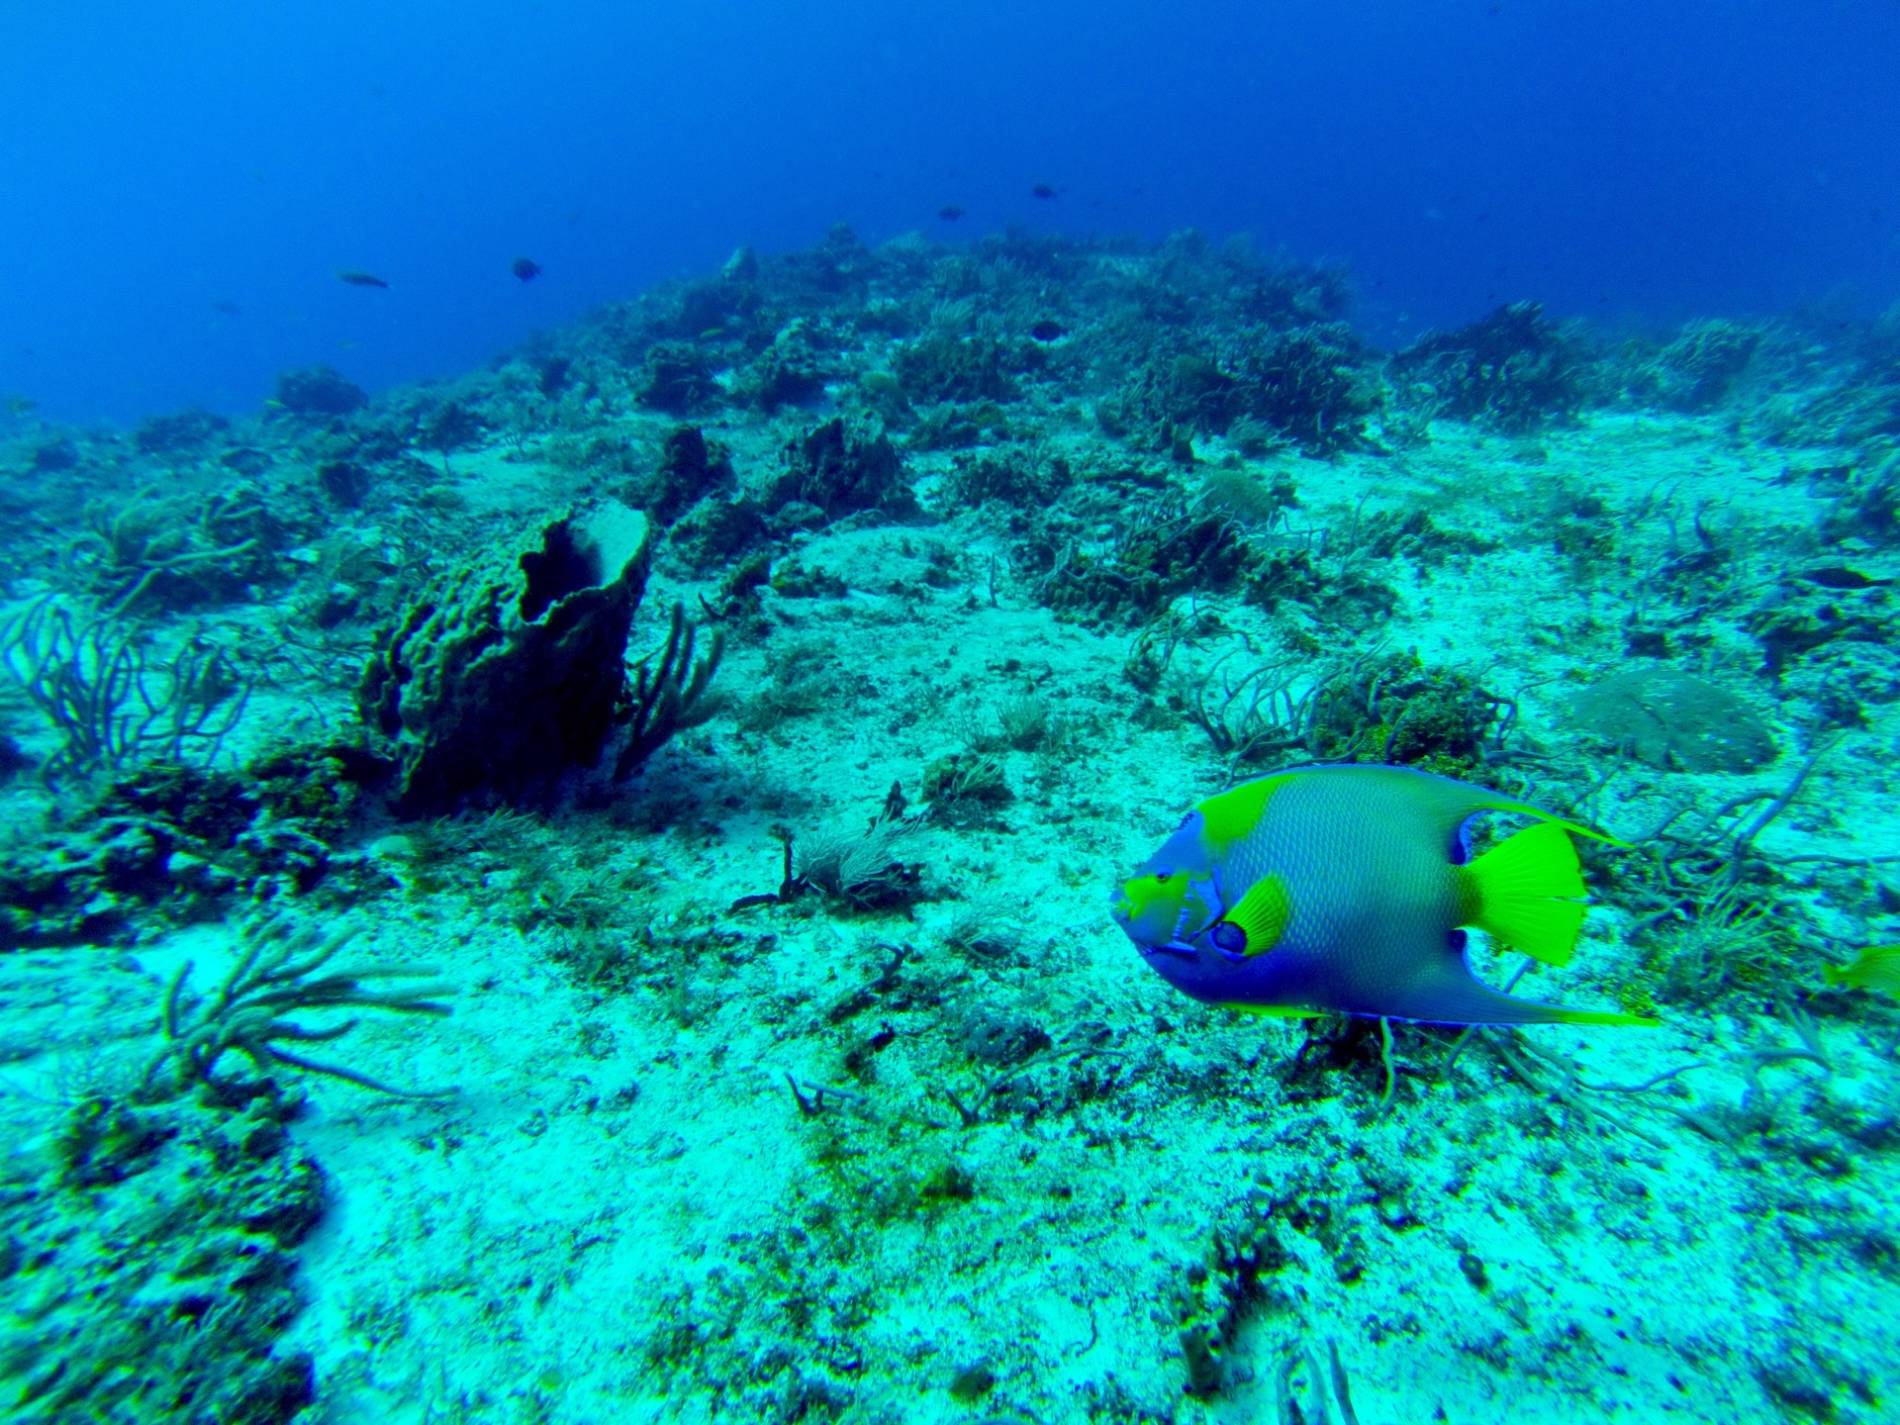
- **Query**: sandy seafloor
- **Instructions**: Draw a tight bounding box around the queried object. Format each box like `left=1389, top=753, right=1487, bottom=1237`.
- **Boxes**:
left=3, top=238, right=1899, bottom=1425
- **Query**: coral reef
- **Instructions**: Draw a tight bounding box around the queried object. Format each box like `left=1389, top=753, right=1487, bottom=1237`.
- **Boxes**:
left=134, top=407, right=229, bottom=456
left=741, top=318, right=832, bottom=410
left=893, top=325, right=1021, bottom=407
left=5, top=223, right=1900, bottom=1425
left=635, top=342, right=721, bottom=415
left=1219, top=322, right=1382, bottom=455
left=0, top=748, right=374, bottom=949
left=1028, top=487, right=1251, bottom=625
left=637, top=424, right=734, bottom=529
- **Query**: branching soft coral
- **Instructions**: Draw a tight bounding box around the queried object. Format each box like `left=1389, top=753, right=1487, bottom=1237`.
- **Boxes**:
left=615, top=602, right=725, bottom=779
left=142, top=915, right=454, bottom=1099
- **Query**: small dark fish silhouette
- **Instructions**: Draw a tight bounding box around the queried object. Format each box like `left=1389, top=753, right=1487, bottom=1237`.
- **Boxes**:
left=937, top=204, right=966, bottom=221
left=1800, top=566, right=1893, bottom=590
left=511, top=256, right=542, bottom=282
left=211, top=299, right=241, bottom=317
left=338, top=270, right=389, bottom=289
left=1031, top=183, right=1057, bottom=200
left=1029, top=319, right=1066, bottom=342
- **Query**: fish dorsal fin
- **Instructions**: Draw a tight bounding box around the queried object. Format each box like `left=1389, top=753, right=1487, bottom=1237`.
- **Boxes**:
left=1316, top=764, right=1629, bottom=848
left=1460, top=792, right=1629, bottom=848
left=1222, top=873, right=1291, bottom=957
left=1196, top=773, right=1297, bottom=854
left=1233, top=765, right=1629, bottom=854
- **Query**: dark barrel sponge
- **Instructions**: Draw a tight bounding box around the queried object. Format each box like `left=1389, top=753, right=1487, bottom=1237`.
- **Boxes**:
left=358, top=501, right=654, bottom=813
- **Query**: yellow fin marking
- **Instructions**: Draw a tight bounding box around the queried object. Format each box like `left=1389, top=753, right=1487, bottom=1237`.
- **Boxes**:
left=1461, top=819, right=1588, bottom=967
left=1223, top=873, right=1291, bottom=957
left=1219, top=1003, right=1320, bottom=1019
left=1196, top=774, right=1296, bottom=854
left=1545, top=1006, right=1662, bottom=1027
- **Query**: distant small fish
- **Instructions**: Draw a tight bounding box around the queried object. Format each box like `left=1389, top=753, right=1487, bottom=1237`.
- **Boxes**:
left=1823, top=945, right=1900, bottom=994
left=4, top=394, right=34, bottom=416
left=211, top=299, right=241, bottom=317
left=338, top=270, right=390, bottom=289
left=511, top=256, right=542, bottom=282
left=1030, top=183, right=1057, bottom=200
left=1029, top=319, right=1066, bottom=342
left=937, top=204, right=966, bottom=221
left=1799, top=565, right=1893, bottom=590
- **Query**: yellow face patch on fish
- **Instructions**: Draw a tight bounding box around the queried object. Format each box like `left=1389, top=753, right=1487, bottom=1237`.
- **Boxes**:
left=1113, top=869, right=1218, bottom=949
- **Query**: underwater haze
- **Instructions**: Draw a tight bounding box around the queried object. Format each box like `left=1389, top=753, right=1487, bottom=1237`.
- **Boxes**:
left=3, top=1, right=1899, bottom=423
left=4, top=3, right=1900, bottom=1423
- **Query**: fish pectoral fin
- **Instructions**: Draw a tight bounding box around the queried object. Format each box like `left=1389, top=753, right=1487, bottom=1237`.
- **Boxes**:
left=1461, top=819, right=1588, bottom=967
left=1224, top=873, right=1291, bottom=957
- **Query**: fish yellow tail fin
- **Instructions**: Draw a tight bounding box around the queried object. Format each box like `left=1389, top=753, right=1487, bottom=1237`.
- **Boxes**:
left=1462, top=820, right=1588, bottom=966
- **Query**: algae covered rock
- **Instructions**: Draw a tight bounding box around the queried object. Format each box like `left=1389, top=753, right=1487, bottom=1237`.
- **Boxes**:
left=768, top=417, right=918, bottom=522
left=1388, top=300, right=1582, bottom=432
left=1650, top=318, right=1762, bottom=410
left=273, top=363, right=367, bottom=418
left=1569, top=666, right=1777, bottom=773
left=9, top=1089, right=322, bottom=1422
left=637, top=424, right=734, bottom=528
left=358, top=500, right=656, bottom=812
